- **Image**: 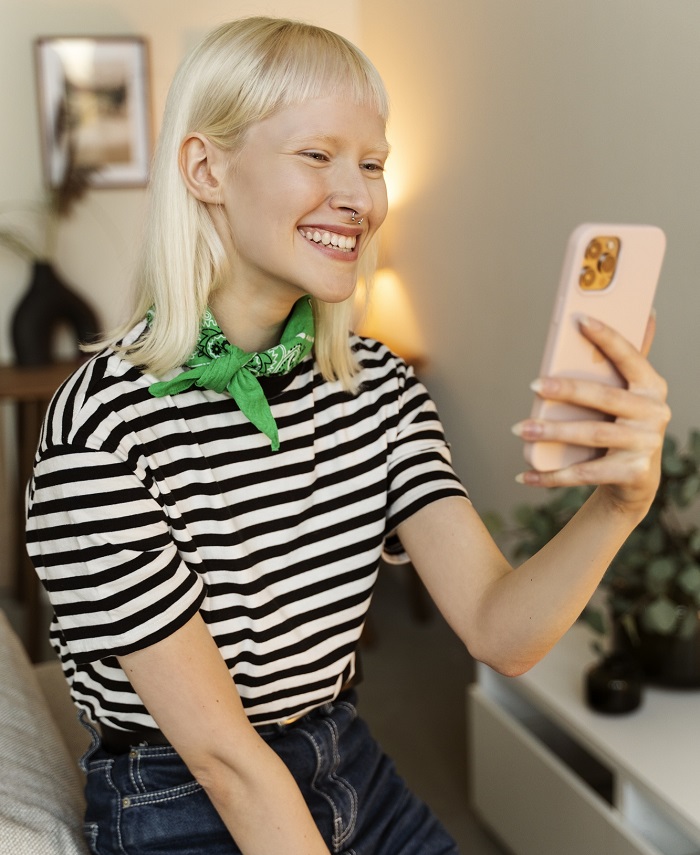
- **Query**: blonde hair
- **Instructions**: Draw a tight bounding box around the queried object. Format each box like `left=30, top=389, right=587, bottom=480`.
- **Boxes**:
left=99, top=17, right=389, bottom=389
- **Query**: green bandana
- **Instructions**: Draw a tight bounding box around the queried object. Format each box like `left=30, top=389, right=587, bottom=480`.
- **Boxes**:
left=148, top=297, right=315, bottom=451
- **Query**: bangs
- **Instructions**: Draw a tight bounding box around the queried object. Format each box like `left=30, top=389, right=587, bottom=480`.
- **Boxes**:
left=235, top=20, right=389, bottom=128
left=264, top=27, right=390, bottom=122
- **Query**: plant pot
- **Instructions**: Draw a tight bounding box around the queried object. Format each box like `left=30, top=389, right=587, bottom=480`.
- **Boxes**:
left=11, top=260, right=99, bottom=366
left=614, top=614, right=700, bottom=688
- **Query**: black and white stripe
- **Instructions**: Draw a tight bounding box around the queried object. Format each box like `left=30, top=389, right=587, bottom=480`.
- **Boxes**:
left=26, top=328, right=467, bottom=728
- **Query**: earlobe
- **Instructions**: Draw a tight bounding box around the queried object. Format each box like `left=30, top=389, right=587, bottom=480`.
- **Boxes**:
left=179, top=134, right=222, bottom=203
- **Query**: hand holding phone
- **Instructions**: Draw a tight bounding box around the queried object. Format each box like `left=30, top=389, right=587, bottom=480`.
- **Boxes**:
left=524, top=223, right=666, bottom=472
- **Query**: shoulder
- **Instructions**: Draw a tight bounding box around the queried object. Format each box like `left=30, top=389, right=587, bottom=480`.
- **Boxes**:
left=350, top=334, right=414, bottom=386
left=39, top=321, right=159, bottom=454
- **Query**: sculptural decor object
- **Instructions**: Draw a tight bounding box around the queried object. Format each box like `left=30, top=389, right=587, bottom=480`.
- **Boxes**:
left=11, top=260, right=99, bottom=367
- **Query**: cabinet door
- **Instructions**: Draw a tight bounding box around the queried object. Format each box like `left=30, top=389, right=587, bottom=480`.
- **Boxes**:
left=468, top=687, right=661, bottom=855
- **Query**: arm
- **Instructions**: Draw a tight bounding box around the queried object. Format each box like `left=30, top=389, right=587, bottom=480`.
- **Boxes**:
left=117, top=613, right=330, bottom=855
left=398, top=315, right=670, bottom=676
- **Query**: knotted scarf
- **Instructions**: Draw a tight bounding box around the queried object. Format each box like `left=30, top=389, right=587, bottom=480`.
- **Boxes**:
left=148, top=297, right=315, bottom=451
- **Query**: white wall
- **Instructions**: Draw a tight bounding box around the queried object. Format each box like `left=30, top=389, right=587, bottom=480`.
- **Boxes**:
left=362, top=0, right=700, bottom=519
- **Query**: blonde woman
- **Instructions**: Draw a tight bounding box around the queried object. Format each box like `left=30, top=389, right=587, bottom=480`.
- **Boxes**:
left=26, top=17, right=669, bottom=855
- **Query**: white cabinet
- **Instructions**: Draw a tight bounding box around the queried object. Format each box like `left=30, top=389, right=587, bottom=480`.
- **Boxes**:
left=468, top=624, right=700, bottom=855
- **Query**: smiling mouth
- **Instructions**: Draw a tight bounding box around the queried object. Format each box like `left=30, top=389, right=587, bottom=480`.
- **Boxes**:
left=299, top=228, right=357, bottom=252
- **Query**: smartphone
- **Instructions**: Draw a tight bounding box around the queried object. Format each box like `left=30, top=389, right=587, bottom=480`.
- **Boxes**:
left=523, top=223, right=666, bottom=472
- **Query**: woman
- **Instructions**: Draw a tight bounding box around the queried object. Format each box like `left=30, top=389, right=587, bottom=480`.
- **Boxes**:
left=25, top=17, right=669, bottom=855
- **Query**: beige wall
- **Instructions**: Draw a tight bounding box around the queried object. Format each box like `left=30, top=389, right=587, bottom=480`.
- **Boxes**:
left=362, top=0, right=700, bottom=518
left=2, top=1, right=700, bottom=581
left=0, top=0, right=362, bottom=586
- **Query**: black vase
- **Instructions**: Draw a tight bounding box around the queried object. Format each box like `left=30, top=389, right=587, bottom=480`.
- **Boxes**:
left=615, top=614, right=700, bottom=688
left=11, top=261, right=100, bottom=367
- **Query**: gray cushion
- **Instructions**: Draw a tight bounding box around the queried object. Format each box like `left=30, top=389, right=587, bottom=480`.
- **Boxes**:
left=0, top=610, right=88, bottom=854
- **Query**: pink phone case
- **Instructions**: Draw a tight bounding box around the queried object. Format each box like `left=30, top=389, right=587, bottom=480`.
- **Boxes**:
left=524, top=223, right=666, bottom=472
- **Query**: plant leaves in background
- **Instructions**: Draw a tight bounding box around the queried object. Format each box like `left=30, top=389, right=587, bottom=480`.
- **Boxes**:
left=641, top=597, right=678, bottom=635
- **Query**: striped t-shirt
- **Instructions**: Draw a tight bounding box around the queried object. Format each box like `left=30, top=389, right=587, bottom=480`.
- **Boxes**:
left=25, top=324, right=468, bottom=728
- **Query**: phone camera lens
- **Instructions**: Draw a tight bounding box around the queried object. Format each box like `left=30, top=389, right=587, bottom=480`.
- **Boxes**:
left=598, top=254, right=616, bottom=275
left=579, top=267, right=596, bottom=288
left=586, top=240, right=602, bottom=260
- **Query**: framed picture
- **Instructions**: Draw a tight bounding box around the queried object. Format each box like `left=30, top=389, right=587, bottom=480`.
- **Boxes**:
left=35, top=36, right=151, bottom=189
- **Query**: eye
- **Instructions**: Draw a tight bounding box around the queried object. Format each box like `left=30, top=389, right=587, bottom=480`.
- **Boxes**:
left=361, top=161, right=386, bottom=175
left=302, top=151, right=329, bottom=162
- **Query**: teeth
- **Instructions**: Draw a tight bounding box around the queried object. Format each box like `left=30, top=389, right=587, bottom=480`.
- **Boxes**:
left=300, top=229, right=357, bottom=252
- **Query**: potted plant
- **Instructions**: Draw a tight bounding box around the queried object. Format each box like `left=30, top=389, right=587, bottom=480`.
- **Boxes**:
left=487, top=430, right=700, bottom=687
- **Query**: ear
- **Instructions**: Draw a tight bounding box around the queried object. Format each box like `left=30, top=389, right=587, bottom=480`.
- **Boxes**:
left=179, top=133, right=225, bottom=203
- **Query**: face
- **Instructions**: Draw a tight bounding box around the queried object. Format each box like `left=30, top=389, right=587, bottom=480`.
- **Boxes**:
left=211, top=96, right=389, bottom=310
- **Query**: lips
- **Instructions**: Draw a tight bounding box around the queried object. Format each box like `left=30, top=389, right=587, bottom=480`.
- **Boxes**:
left=298, top=228, right=357, bottom=252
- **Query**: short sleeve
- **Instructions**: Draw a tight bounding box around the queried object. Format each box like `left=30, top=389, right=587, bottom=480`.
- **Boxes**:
left=384, top=365, right=469, bottom=543
left=26, top=447, right=206, bottom=663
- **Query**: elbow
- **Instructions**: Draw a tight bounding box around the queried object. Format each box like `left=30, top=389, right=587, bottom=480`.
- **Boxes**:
left=465, top=636, right=542, bottom=679
left=189, top=753, right=234, bottom=800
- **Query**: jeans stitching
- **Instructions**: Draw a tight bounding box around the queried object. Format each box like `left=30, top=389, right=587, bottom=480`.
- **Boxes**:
left=128, top=751, right=140, bottom=793
left=297, top=726, right=343, bottom=850
left=102, top=761, right=128, bottom=855
left=119, top=779, right=203, bottom=807
left=78, top=711, right=101, bottom=773
left=322, top=715, right=358, bottom=851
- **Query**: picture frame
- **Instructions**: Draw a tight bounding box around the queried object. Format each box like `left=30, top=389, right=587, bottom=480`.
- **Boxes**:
left=35, top=36, right=151, bottom=189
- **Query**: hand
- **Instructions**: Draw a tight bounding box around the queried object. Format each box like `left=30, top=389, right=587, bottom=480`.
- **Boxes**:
left=513, top=313, right=670, bottom=515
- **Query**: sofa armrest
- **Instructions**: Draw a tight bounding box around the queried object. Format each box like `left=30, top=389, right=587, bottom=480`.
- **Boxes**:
left=34, top=660, right=91, bottom=768
left=0, top=610, right=88, bottom=854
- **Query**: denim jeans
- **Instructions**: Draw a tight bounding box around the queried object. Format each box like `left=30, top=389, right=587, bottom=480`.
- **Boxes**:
left=80, top=691, right=460, bottom=854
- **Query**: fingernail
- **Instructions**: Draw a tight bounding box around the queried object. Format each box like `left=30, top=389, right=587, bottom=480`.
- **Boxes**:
left=515, top=471, right=540, bottom=485
left=511, top=420, right=544, bottom=439
left=530, top=378, right=558, bottom=394
left=579, top=314, right=603, bottom=331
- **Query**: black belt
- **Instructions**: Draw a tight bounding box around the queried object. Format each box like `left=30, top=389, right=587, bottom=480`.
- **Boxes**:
left=100, top=723, right=171, bottom=754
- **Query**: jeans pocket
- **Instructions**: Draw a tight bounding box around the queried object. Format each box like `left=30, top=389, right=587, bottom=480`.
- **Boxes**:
left=119, top=783, right=238, bottom=854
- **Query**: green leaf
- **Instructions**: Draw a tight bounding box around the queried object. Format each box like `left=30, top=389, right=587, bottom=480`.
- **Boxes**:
left=644, top=525, right=666, bottom=555
left=680, top=474, right=700, bottom=506
left=481, top=511, right=504, bottom=537
left=663, top=439, right=685, bottom=476
left=641, top=597, right=679, bottom=635
left=581, top=608, right=606, bottom=635
left=514, top=504, right=536, bottom=528
left=689, top=530, right=700, bottom=555
left=677, top=563, right=700, bottom=596
left=645, top=557, right=676, bottom=594
left=678, top=609, right=699, bottom=641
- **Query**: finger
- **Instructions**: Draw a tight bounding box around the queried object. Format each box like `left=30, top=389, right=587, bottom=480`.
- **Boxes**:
left=516, top=450, right=652, bottom=489
left=513, top=416, right=658, bottom=453
left=530, top=376, right=670, bottom=422
left=577, top=315, right=665, bottom=394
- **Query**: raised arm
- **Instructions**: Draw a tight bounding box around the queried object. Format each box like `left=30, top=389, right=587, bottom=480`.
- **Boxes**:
left=398, top=314, right=670, bottom=675
left=118, top=613, right=330, bottom=855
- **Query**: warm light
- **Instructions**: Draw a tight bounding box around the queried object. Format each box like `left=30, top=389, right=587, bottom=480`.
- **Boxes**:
left=355, top=268, right=427, bottom=365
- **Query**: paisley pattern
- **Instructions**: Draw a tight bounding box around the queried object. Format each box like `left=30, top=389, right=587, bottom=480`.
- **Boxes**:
left=148, top=297, right=315, bottom=451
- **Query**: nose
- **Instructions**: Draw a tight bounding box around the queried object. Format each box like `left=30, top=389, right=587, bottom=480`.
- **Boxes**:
left=329, top=163, right=375, bottom=221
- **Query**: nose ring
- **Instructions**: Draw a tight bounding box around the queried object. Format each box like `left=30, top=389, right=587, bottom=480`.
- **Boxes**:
left=351, top=210, right=364, bottom=225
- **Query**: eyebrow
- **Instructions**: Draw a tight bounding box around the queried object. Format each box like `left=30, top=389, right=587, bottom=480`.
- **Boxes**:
left=289, top=133, right=391, bottom=155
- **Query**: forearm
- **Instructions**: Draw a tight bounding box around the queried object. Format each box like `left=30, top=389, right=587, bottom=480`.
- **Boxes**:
left=196, top=738, right=330, bottom=855
left=476, top=486, right=647, bottom=674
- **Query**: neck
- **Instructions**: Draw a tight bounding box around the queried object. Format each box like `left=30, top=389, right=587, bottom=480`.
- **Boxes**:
left=208, top=289, right=299, bottom=352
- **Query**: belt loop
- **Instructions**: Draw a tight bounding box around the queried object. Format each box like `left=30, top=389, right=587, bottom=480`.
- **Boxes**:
left=78, top=710, right=102, bottom=772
